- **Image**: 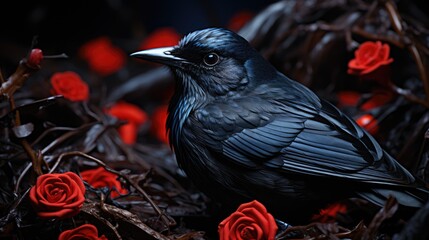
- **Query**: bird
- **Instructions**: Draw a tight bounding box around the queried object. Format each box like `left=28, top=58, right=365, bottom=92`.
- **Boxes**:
left=131, top=28, right=428, bottom=223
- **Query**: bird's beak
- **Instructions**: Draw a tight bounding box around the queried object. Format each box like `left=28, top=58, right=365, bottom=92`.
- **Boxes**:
left=130, top=47, right=185, bottom=68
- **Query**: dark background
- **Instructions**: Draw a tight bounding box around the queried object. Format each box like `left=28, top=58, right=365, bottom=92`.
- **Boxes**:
left=0, top=0, right=272, bottom=58
left=1, top=0, right=427, bottom=72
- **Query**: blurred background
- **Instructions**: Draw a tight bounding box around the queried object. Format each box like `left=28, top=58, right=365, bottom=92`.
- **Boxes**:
left=0, top=0, right=272, bottom=69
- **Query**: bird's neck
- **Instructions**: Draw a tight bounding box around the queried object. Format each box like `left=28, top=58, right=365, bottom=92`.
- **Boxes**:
left=167, top=72, right=208, bottom=146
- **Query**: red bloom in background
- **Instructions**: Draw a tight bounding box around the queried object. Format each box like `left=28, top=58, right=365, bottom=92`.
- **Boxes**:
left=150, top=104, right=169, bottom=144
left=81, top=167, right=127, bottom=198
left=106, top=101, right=148, bottom=144
left=356, top=114, right=379, bottom=135
left=336, top=91, right=361, bottom=108
left=139, top=27, right=181, bottom=50
left=337, top=90, right=394, bottom=111
left=348, top=41, right=393, bottom=78
left=79, top=37, right=126, bottom=76
left=29, top=172, right=85, bottom=219
left=58, top=224, right=107, bottom=240
left=311, top=202, right=348, bottom=223
left=360, top=90, right=395, bottom=111
left=51, top=71, right=89, bottom=102
left=228, top=10, right=255, bottom=32
left=218, top=200, right=277, bottom=240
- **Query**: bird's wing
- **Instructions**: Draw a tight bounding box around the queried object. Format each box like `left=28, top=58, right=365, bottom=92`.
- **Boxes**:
left=278, top=100, right=415, bottom=186
left=196, top=97, right=415, bottom=186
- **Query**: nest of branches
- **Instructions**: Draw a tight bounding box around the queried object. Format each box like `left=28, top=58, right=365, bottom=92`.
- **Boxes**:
left=1, top=0, right=429, bottom=239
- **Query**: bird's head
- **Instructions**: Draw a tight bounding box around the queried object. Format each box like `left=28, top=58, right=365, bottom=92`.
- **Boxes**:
left=131, top=28, right=273, bottom=97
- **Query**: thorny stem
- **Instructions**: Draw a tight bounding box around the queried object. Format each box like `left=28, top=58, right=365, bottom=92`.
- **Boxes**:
left=0, top=59, right=38, bottom=97
left=50, top=151, right=177, bottom=228
left=1, top=57, right=44, bottom=175
left=8, top=94, right=43, bottom=176
left=384, top=0, right=429, bottom=107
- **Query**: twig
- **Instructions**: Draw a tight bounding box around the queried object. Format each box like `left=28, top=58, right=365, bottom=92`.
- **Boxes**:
left=0, top=188, right=31, bottom=227
left=384, top=0, right=429, bottom=106
left=0, top=59, right=39, bottom=98
left=388, top=82, right=429, bottom=108
left=8, top=92, right=42, bottom=175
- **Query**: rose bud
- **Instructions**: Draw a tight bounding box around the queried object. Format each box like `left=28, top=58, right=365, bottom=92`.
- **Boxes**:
left=27, top=48, right=43, bottom=69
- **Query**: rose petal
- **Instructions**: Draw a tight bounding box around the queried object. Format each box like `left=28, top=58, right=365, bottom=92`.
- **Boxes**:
left=355, top=42, right=377, bottom=65
left=64, top=172, right=86, bottom=194
left=240, top=207, right=269, bottom=233
left=37, top=207, right=76, bottom=219
left=348, top=59, right=366, bottom=70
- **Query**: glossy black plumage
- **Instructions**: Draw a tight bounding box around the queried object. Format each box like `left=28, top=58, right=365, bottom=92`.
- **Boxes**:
left=131, top=28, right=428, bottom=221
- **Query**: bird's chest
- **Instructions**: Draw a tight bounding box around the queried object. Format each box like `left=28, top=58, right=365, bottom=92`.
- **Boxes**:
left=169, top=109, right=235, bottom=189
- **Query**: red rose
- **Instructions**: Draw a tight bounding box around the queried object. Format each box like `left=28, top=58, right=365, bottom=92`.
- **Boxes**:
left=139, top=27, right=181, bottom=50
left=106, top=101, right=148, bottom=144
left=228, top=10, right=255, bottom=32
left=50, top=71, right=89, bottom=102
left=29, top=172, right=85, bottom=219
left=218, top=200, right=278, bottom=240
left=348, top=41, right=393, bottom=76
left=150, top=105, right=169, bottom=144
left=356, top=114, right=378, bottom=135
left=79, top=37, right=126, bottom=76
left=81, top=167, right=127, bottom=198
left=58, top=224, right=107, bottom=240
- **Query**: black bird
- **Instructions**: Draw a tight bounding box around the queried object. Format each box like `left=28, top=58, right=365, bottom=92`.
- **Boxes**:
left=131, top=28, right=428, bottom=222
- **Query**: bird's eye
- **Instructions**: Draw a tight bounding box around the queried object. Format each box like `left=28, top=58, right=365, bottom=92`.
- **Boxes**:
left=203, top=53, right=220, bottom=66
